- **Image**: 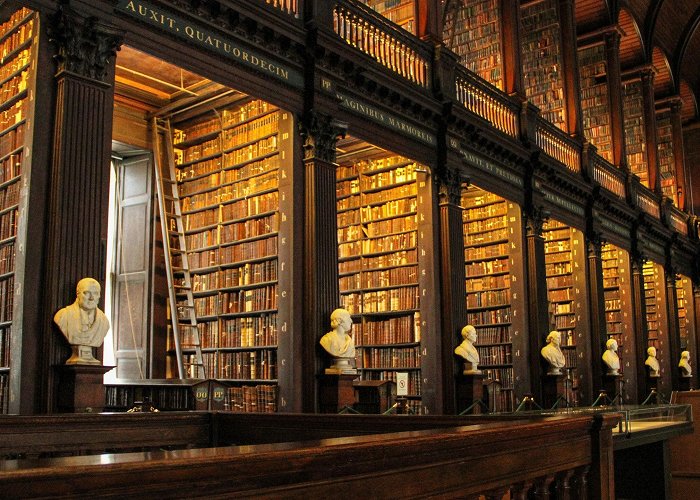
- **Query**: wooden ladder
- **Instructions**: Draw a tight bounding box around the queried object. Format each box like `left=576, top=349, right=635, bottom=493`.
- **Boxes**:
left=150, top=116, right=206, bottom=379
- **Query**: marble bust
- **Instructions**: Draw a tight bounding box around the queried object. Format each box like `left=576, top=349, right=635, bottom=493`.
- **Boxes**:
left=320, top=308, right=356, bottom=374
left=645, top=346, right=660, bottom=377
left=455, top=324, right=480, bottom=374
left=541, top=330, right=566, bottom=375
left=54, top=277, right=110, bottom=365
left=602, top=338, right=621, bottom=376
left=679, top=350, right=692, bottom=378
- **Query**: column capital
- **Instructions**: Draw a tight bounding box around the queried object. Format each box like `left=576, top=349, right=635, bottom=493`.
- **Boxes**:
left=49, top=5, right=122, bottom=83
left=300, top=112, right=347, bottom=163
left=438, top=167, right=462, bottom=206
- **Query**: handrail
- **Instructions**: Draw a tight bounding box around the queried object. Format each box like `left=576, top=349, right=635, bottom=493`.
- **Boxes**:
left=535, top=117, right=581, bottom=173
left=669, top=206, right=689, bottom=236
left=332, top=1, right=430, bottom=88
left=592, top=155, right=625, bottom=199
left=635, top=188, right=661, bottom=219
left=455, top=66, right=519, bottom=139
left=259, top=0, right=300, bottom=18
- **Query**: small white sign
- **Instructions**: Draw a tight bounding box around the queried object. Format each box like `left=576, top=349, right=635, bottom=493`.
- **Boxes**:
left=396, top=372, right=408, bottom=396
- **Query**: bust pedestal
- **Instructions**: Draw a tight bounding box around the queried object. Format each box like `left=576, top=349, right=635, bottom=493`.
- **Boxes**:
left=542, top=373, right=567, bottom=409
left=602, top=373, right=623, bottom=402
left=56, top=364, right=114, bottom=413
left=318, top=373, right=357, bottom=413
left=455, top=372, right=485, bottom=414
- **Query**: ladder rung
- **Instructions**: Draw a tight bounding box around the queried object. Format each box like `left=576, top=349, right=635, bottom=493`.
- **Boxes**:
left=173, top=284, right=191, bottom=290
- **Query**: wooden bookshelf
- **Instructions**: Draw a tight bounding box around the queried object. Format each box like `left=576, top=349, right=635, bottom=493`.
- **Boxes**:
left=520, top=0, right=566, bottom=129
left=676, top=275, right=693, bottom=352
left=578, top=43, right=612, bottom=162
left=166, top=98, right=292, bottom=412
left=655, top=110, right=676, bottom=204
left=622, top=80, right=649, bottom=187
left=336, top=150, right=425, bottom=414
left=443, top=0, right=503, bottom=89
left=461, top=185, right=526, bottom=412
left=642, top=261, right=670, bottom=395
left=543, top=220, right=587, bottom=404
left=0, top=7, right=33, bottom=414
left=359, top=0, right=416, bottom=34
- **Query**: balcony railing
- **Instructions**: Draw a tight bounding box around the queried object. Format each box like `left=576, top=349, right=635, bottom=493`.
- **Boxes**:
left=455, top=68, right=519, bottom=139
left=592, top=155, right=625, bottom=199
left=262, top=0, right=299, bottom=17
left=669, top=207, right=689, bottom=236
left=333, top=1, right=430, bottom=88
left=636, top=189, right=661, bottom=219
left=535, top=119, right=581, bottom=173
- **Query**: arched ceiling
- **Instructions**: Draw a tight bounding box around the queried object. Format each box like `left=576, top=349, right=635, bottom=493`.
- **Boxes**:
left=576, top=0, right=700, bottom=122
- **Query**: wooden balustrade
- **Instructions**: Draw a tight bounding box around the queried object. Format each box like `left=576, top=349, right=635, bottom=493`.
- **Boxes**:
left=635, top=189, right=661, bottom=218
left=669, top=207, right=689, bottom=236
left=332, top=1, right=430, bottom=88
left=455, top=68, right=519, bottom=139
left=262, top=0, right=299, bottom=17
left=592, top=155, right=626, bottom=199
left=0, top=411, right=619, bottom=498
left=535, top=119, right=581, bottom=173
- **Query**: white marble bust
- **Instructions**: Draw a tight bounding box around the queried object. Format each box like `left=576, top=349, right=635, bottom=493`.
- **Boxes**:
left=54, top=277, right=110, bottom=365
left=541, top=330, right=566, bottom=375
left=679, top=350, right=692, bottom=378
left=602, top=338, right=621, bottom=376
left=320, top=308, right=355, bottom=358
left=455, top=324, right=480, bottom=374
left=645, top=346, right=660, bottom=377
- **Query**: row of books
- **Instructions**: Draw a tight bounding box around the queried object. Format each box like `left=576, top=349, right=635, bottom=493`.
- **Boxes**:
left=190, top=261, right=278, bottom=291
left=0, top=325, right=9, bottom=365
left=359, top=346, right=420, bottom=369
left=0, top=102, right=23, bottom=135
left=200, top=349, right=277, bottom=380
left=225, top=384, right=277, bottom=412
left=339, top=249, right=417, bottom=273
left=105, top=385, right=192, bottom=411
left=182, top=182, right=277, bottom=224
left=0, top=124, right=24, bottom=157
left=0, top=7, right=32, bottom=38
left=338, top=232, right=416, bottom=259
left=465, top=258, right=508, bottom=276
left=180, top=313, right=278, bottom=349
left=0, top=372, right=7, bottom=413
left=463, top=202, right=508, bottom=221
left=354, top=313, right=421, bottom=346
left=342, top=286, right=418, bottom=314
left=0, top=70, right=27, bottom=104
left=481, top=367, right=513, bottom=390
left=623, top=81, right=649, bottom=183
left=0, top=208, right=16, bottom=240
left=335, top=155, right=411, bottom=179
left=466, top=289, right=510, bottom=308
left=339, top=265, right=417, bottom=291
left=220, top=285, right=277, bottom=314
left=466, top=307, right=511, bottom=325
left=466, top=273, right=510, bottom=291
left=476, top=344, right=512, bottom=366
left=473, top=325, right=511, bottom=344
left=0, top=15, right=32, bottom=62
left=0, top=180, right=18, bottom=214
left=0, top=241, right=14, bottom=275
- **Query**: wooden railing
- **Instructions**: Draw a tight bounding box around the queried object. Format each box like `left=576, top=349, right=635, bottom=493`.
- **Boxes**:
left=592, top=155, right=626, bottom=199
left=536, top=118, right=581, bottom=173
left=260, top=0, right=299, bottom=17
left=332, top=1, right=430, bottom=88
left=0, top=411, right=620, bottom=499
left=455, top=67, right=519, bottom=139
left=635, top=188, right=661, bottom=218
left=669, top=207, right=689, bottom=236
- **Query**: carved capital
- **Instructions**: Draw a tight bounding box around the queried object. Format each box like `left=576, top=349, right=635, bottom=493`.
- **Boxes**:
left=49, top=5, right=122, bottom=83
left=300, top=112, right=347, bottom=163
left=525, top=206, right=550, bottom=237
left=438, top=167, right=462, bottom=206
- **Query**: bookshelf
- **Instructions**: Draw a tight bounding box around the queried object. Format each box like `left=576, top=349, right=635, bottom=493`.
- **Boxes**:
left=578, top=43, right=612, bottom=162
left=622, top=80, right=649, bottom=187
left=543, top=220, right=586, bottom=404
left=642, top=261, right=670, bottom=395
left=676, top=275, right=692, bottom=352
left=0, top=7, right=34, bottom=414
left=461, top=185, right=526, bottom=412
left=655, top=111, right=676, bottom=204
left=336, top=148, right=425, bottom=414
left=520, top=0, right=566, bottom=129
left=443, top=0, right=504, bottom=89
left=168, top=98, right=292, bottom=412
left=359, top=0, right=416, bottom=34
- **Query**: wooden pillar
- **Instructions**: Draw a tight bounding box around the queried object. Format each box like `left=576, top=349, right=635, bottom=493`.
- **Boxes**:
left=41, top=6, right=121, bottom=413
left=299, top=112, right=346, bottom=413
left=604, top=29, right=627, bottom=170
left=438, top=172, right=467, bottom=414
left=585, top=226, right=607, bottom=393
left=669, top=98, right=687, bottom=209
left=630, top=252, right=650, bottom=403
left=524, top=204, right=549, bottom=405
left=693, top=283, right=700, bottom=386
left=416, top=0, right=441, bottom=43
left=558, top=0, right=583, bottom=137
left=664, top=262, right=681, bottom=391
left=501, top=0, right=523, bottom=96
left=640, top=69, right=660, bottom=194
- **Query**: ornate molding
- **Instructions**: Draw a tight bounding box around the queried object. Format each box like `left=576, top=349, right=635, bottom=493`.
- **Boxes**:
left=438, top=167, right=462, bottom=206
left=49, top=5, right=122, bottom=83
left=525, top=205, right=550, bottom=237
left=300, top=112, right=347, bottom=163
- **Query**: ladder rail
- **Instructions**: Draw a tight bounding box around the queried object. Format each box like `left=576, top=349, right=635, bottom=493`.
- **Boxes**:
left=150, top=117, right=206, bottom=379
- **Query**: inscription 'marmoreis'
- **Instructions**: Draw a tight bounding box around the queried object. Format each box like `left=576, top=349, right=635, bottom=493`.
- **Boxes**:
left=117, top=0, right=302, bottom=87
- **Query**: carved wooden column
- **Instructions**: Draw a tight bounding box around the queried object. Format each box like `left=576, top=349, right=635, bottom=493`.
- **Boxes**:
left=604, top=29, right=627, bottom=170
left=664, top=260, right=681, bottom=391
left=640, top=69, right=660, bottom=194
left=630, top=250, right=650, bottom=403
left=585, top=218, right=606, bottom=392
left=300, top=112, right=346, bottom=413
left=438, top=170, right=466, bottom=414
left=41, top=6, right=121, bottom=413
left=669, top=98, right=687, bottom=209
left=558, top=0, right=583, bottom=137
left=524, top=203, right=549, bottom=404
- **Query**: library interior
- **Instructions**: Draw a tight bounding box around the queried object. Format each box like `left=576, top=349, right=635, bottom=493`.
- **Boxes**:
left=1, top=0, right=700, bottom=497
